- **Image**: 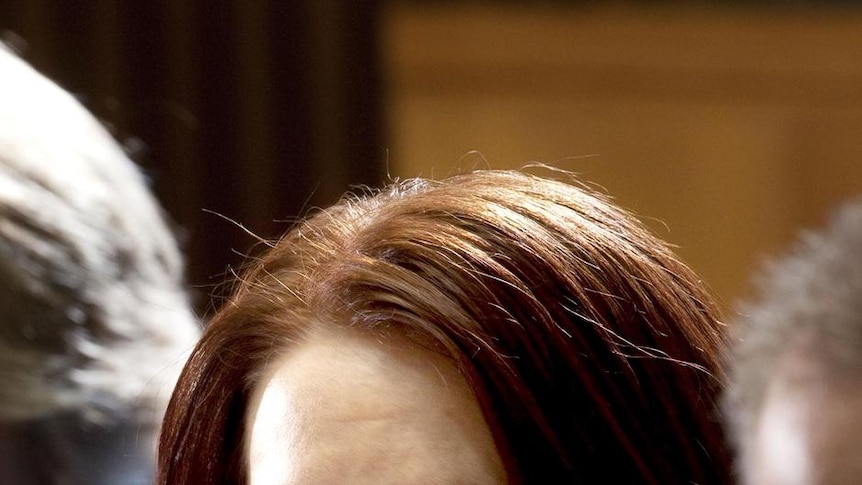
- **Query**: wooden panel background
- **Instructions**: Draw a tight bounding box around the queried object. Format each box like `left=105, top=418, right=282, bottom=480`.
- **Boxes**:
left=382, top=3, right=862, bottom=309
left=2, top=1, right=861, bottom=313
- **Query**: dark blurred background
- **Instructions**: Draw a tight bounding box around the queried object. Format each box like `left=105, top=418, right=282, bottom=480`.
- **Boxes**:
left=1, top=2, right=386, bottom=314
left=3, top=1, right=862, bottom=315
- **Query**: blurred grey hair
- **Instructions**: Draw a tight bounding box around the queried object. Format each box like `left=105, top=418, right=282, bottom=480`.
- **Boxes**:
left=0, top=46, right=200, bottom=424
left=724, top=199, right=862, bottom=481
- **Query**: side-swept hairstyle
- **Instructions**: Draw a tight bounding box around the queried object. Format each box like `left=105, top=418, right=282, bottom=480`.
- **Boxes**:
left=160, top=170, right=731, bottom=484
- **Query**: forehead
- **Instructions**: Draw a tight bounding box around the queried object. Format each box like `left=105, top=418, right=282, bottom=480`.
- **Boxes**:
left=245, top=327, right=505, bottom=485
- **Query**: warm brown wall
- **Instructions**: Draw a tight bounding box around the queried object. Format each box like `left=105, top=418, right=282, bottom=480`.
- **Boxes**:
left=382, top=3, right=862, bottom=309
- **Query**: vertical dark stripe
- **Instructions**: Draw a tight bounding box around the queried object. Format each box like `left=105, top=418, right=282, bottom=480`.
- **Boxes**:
left=343, top=1, right=386, bottom=187
left=233, top=1, right=276, bottom=236
left=162, top=0, right=205, bottom=297
left=304, top=1, right=386, bottom=203
left=90, top=0, right=122, bottom=125
left=269, top=1, right=316, bottom=227
left=192, top=1, right=248, bottom=289
left=306, top=1, right=350, bottom=201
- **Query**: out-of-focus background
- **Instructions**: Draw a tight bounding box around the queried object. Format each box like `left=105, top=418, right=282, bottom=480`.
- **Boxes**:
left=3, top=1, right=861, bottom=314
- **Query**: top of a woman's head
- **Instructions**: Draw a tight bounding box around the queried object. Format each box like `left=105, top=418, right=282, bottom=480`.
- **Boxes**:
left=160, top=170, right=730, bottom=484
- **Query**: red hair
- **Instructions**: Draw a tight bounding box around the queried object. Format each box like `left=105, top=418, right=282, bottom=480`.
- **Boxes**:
left=159, top=170, right=731, bottom=484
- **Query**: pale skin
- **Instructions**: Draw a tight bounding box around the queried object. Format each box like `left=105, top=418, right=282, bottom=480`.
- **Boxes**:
left=245, top=326, right=507, bottom=485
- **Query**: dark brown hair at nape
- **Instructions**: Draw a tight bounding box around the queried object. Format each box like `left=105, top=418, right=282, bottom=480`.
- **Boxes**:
left=158, top=170, right=731, bottom=484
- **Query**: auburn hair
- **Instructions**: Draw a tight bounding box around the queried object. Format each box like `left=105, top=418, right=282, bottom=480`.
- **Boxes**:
left=159, top=170, right=731, bottom=484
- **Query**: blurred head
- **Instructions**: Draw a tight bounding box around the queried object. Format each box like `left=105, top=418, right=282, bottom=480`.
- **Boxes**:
left=0, top=45, right=199, bottom=483
left=725, top=201, right=862, bottom=485
left=160, top=170, right=731, bottom=484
